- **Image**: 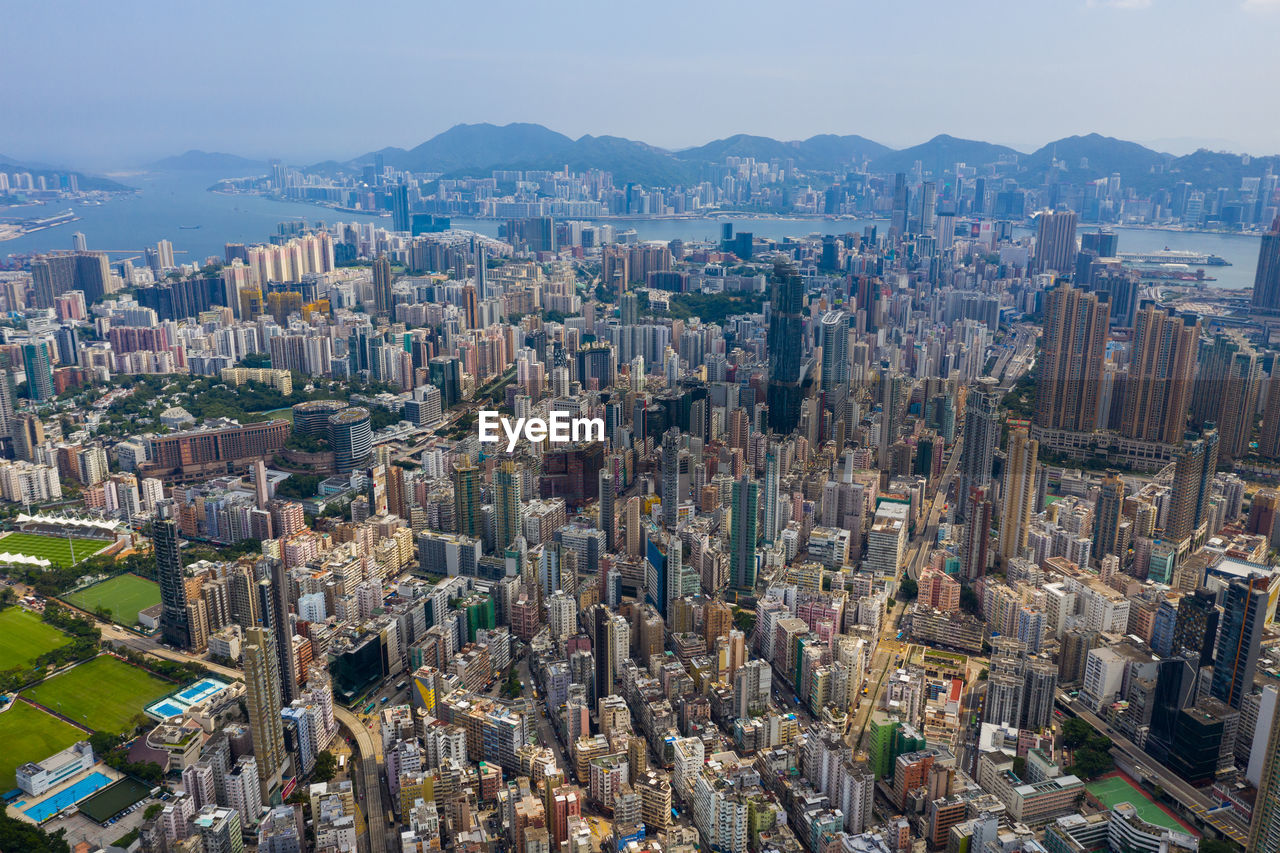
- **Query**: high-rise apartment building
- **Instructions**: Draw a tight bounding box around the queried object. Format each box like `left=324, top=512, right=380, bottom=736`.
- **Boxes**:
left=495, top=460, right=523, bottom=552
left=244, top=626, right=287, bottom=803
left=1033, top=209, right=1078, bottom=275
left=958, top=377, right=1000, bottom=514
left=1092, top=473, right=1126, bottom=564
left=1192, top=332, right=1261, bottom=461
left=372, top=254, right=392, bottom=314
left=453, top=461, right=480, bottom=538
left=1166, top=430, right=1218, bottom=542
left=1036, top=283, right=1109, bottom=433
left=998, top=429, right=1038, bottom=564
left=1120, top=305, right=1198, bottom=445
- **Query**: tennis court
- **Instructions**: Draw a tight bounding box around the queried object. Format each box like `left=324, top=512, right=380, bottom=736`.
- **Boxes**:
left=1086, top=772, right=1198, bottom=835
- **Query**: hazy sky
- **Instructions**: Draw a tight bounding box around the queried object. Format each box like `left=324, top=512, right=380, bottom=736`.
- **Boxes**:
left=5, top=0, right=1280, bottom=170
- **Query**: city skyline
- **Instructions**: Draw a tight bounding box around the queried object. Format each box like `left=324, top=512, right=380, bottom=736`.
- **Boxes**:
left=6, top=0, right=1280, bottom=167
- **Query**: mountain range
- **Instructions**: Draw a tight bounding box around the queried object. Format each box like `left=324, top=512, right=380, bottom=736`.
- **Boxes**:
left=164, top=123, right=1280, bottom=194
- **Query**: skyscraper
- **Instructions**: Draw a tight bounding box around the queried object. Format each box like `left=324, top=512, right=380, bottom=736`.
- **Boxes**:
left=961, top=485, right=992, bottom=582
left=495, top=460, right=523, bottom=552
left=372, top=254, right=392, bottom=314
left=453, top=460, right=480, bottom=538
left=1172, top=587, right=1220, bottom=665
left=1249, top=687, right=1280, bottom=851
left=1192, top=332, right=1261, bottom=461
left=154, top=515, right=190, bottom=649
left=661, top=428, right=681, bottom=530
left=1166, top=430, right=1218, bottom=542
left=766, top=262, right=804, bottom=435
left=599, top=468, right=615, bottom=552
left=243, top=626, right=287, bottom=803
left=594, top=605, right=613, bottom=700
left=998, top=429, right=1038, bottom=564
left=391, top=185, right=411, bottom=233
left=1210, top=575, right=1269, bottom=710
left=1036, top=283, right=1110, bottom=433
left=22, top=341, right=54, bottom=402
left=762, top=444, right=780, bottom=546
left=958, top=377, right=1000, bottom=515
left=730, top=475, right=759, bottom=591
left=1033, top=209, right=1078, bottom=275
left=1092, top=473, right=1126, bottom=564
left=1250, top=217, right=1280, bottom=313
left=328, top=408, right=372, bottom=474
left=1120, top=305, right=1198, bottom=445
left=819, top=310, right=848, bottom=393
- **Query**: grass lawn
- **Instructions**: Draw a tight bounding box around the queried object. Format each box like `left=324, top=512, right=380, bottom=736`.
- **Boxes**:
left=26, top=656, right=172, bottom=734
left=65, top=574, right=161, bottom=626
left=0, top=701, right=85, bottom=790
left=0, top=532, right=110, bottom=568
left=243, top=407, right=294, bottom=424
left=0, top=607, right=70, bottom=668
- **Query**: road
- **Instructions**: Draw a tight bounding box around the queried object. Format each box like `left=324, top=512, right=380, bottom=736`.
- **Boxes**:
left=1055, top=692, right=1249, bottom=846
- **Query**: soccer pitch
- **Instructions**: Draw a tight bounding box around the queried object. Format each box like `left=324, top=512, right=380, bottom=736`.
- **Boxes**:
left=66, top=574, right=161, bottom=626
left=0, top=532, right=110, bottom=567
left=26, top=656, right=173, bottom=734
left=0, top=606, right=71, bottom=668
left=1086, top=773, right=1198, bottom=835
left=0, top=700, right=85, bottom=792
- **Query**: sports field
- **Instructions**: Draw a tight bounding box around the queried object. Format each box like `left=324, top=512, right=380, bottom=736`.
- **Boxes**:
left=77, top=777, right=152, bottom=824
left=66, top=574, right=161, bottom=626
left=0, top=606, right=70, bottom=668
left=26, top=656, right=172, bottom=734
left=1086, top=772, right=1198, bottom=835
left=0, top=532, right=110, bottom=567
left=0, top=700, right=85, bottom=791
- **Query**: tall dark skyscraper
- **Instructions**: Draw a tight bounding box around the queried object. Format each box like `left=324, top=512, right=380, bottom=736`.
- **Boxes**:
left=1036, top=283, right=1109, bottom=433
left=661, top=428, right=681, bottom=530
left=1251, top=217, right=1280, bottom=313
left=766, top=262, right=804, bottom=435
left=890, top=173, right=908, bottom=237
left=960, top=485, right=992, bottom=582
left=372, top=254, right=392, bottom=314
left=594, top=604, right=613, bottom=701
left=958, top=376, right=1000, bottom=513
left=1210, top=574, right=1269, bottom=710
left=154, top=515, right=191, bottom=649
left=1172, top=587, right=1220, bottom=665
left=599, top=468, right=615, bottom=552
left=730, top=475, right=759, bottom=591
left=267, top=558, right=299, bottom=705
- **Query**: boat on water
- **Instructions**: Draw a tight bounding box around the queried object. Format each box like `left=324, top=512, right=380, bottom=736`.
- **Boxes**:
left=1117, top=248, right=1230, bottom=266
left=178, top=224, right=201, bottom=230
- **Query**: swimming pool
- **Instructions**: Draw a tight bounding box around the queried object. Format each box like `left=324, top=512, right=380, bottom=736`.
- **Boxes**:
left=23, top=771, right=112, bottom=822
left=146, top=677, right=231, bottom=720
left=176, top=678, right=227, bottom=703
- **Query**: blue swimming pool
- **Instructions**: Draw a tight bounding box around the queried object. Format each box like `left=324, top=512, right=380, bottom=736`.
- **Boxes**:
left=23, top=771, right=112, bottom=822
left=148, top=700, right=184, bottom=718
left=176, top=678, right=227, bottom=703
